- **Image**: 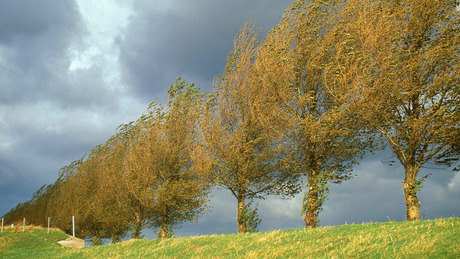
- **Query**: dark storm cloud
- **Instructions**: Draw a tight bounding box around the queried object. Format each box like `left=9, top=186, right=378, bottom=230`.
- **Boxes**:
left=0, top=0, right=121, bottom=109
left=0, top=0, right=83, bottom=213
left=0, top=1, right=79, bottom=43
left=176, top=190, right=237, bottom=237
left=321, top=160, right=407, bottom=224
left=417, top=171, right=460, bottom=219
left=118, top=0, right=292, bottom=102
left=0, top=0, right=83, bottom=104
left=0, top=150, right=60, bottom=216
left=0, top=0, right=131, bottom=217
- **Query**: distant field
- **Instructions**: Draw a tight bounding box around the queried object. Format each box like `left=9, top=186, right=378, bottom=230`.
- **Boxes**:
left=1, top=218, right=459, bottom=258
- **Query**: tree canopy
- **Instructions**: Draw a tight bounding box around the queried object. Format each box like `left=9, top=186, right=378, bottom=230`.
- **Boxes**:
left=3, top=0, right=458, bottom=239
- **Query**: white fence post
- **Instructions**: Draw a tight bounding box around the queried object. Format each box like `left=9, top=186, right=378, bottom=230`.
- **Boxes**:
left=48, top=217, right=50, bottom=235
left=23, top=217, right=25, bottom=232
left=72, top=216, right=75, bottom=237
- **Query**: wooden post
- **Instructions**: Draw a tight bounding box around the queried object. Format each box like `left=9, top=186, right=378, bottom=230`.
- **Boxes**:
left=72, top=216, right=75, bottom=237
left=48, top=217, right=50, bottom=235
left=23, top=217, right=25, bottom=232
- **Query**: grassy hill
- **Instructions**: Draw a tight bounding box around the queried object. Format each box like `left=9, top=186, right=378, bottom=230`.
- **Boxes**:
left=1, top=218, right=458, bottom=258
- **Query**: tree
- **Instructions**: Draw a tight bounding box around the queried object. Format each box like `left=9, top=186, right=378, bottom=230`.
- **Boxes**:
left=87, top=134, right=134, bottom=244
left=329, top=0, right=460, bottom=221
left=202, top=22, right=300, bottom=233
left=114, top=122, right=152, bottom=240
left=2, top=159, right=83, bottom=228
left=238, top=200, right=262, bottom=233
left=124, top=79, right=211, bottom=238
left=254, top=0, right=377, bottom=228
left=46, top=157, right=104, bottom=239
left=2, top=183, right=53, bottom=227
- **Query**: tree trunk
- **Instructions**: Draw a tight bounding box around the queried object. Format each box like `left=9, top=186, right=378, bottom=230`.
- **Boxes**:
left=403, top=166, right=420, bottom=221
left=132, top=222, right=142, bottom=239
left=304, top=173, right=319, bottom=229
left=132, top=213, right=143, bottom=239
left=237, top=196, right=247, bottom=233
left=160, top=222, right=168, bottom=239
left=92, top=235, right=102, bottom=246
left=111, top=233, right=120, bottom=244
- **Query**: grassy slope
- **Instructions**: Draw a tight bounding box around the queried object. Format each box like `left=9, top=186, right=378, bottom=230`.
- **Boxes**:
left=1, top=218, right=459, bottom=258
left=0, top=226, right=69, bottom=258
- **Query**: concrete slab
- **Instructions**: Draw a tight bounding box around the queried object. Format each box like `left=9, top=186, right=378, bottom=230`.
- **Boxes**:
left=57, top=236, right=85, bottom=248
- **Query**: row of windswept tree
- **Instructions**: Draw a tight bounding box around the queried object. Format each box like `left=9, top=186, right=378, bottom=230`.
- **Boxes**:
left=3, top=0, right=459, bottom=244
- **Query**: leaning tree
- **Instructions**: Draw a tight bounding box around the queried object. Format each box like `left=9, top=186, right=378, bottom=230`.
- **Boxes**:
left=327, top=0, right=460, bottom=220
left=254, top=0, right=379, bottom=228
left=202, top=22, right=301, bottom=233
left=124, top=79, right=211, bottom=238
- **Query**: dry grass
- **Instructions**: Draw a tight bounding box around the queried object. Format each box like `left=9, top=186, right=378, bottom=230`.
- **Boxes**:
left=1, top=218, right=459, bottom=258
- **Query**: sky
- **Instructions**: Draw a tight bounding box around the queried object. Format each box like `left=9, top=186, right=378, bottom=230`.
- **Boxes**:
left=0, top=0, right=458, bottom=238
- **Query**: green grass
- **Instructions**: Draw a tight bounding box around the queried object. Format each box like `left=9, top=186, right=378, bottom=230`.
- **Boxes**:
left=0, top=226, right=69, bottom=258
left=1, top=218, right=459, bottom=258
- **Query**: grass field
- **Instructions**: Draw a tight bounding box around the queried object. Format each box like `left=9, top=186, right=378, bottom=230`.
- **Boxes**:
left=1, top=218, right=459, bottom=258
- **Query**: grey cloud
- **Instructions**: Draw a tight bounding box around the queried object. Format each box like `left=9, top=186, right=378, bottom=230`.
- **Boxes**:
left=447, top=173, right=460, bottom=193
left=321, top=160, right=407, bottom=225
left=118, top=0, right=291, bottom=102
left=419, top=172, right=459, bottom=218
left=0, top=152, right=59, bottom=217
left=0, top=0, right=123, bottom=110
left=0, top=0, right=85, bottom=105
left=177, top=190, right=237, bottom=237
left=0, top=1, right=80, bottom=44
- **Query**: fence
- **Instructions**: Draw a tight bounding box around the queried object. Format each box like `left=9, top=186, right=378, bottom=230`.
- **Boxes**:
left=0, top=216, right=75, bottom=237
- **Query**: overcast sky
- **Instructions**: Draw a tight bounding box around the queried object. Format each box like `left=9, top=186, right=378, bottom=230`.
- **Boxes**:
left=0, top=0, right=458, bottom=238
